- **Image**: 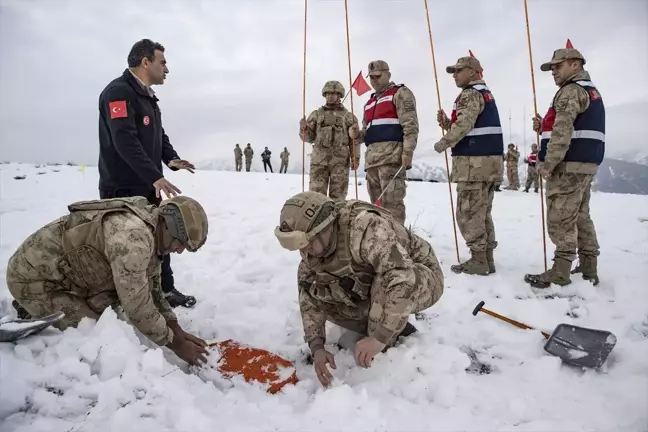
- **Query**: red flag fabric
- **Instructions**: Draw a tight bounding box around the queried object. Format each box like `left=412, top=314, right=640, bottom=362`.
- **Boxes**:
left=109, top=100, right=127, bottom=119
left=351, top=72, right=371, bottom=96
left=469, top=49, right=483, bottom=79
left=566, top=39, right=574, bottom=48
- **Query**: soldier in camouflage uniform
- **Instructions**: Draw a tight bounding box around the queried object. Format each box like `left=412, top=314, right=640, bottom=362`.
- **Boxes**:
left=244, top=143, right=254, bottom=172
left=279, top=147, right=290, bottom=173
left=6, top=195, right=210, bottom=366
left=524, top=47, right=604, bottom=288
left=234, top=144, right=243, bottom=172
left=504, top=143, right=520, bottom=190
left=524, top=143, right=540, bottom=193
left=434, top=56, right=504, bottom=275
left=300, top=81, right=360, bottom=202
left=274, top=191, right=444, bottom=387
left=349, top=61, right=419, bottom=225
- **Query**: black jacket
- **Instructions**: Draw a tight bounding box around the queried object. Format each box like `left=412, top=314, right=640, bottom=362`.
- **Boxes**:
left=97, top=69, right=179, bottom=192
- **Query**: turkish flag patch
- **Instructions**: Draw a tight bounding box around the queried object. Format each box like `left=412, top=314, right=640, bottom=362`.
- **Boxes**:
left=589, top=89, right=601, bottom=100
left=109, top=100, right=127, bottom=119
left=483, top=91, right=494, bottom=103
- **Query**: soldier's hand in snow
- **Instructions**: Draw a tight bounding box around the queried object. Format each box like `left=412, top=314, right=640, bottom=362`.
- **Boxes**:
left=313, top=349, right=336, bottom=387
left=532, top=113, right=542, bottom=133
left=354, top=336, right=385, bottom=368
left=167, top=325, right=209, bottom=366
left=153, top=177, right=182, bottom=199
left=348, top=125, right=359, bottom=139
left=168, top=159, right=195, bottom=173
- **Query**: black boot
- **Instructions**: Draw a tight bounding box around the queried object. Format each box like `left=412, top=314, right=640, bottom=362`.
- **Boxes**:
left=164, top=288, right=197, bottom=308
left=12, top=300, right=31, bottom=320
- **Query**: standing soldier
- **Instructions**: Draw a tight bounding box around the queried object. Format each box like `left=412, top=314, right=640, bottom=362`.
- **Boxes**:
left=280, top=147, right=290, bottom=173
left=97, top=38, right=197, bottom=308
left=261, top=147, right=273, bottom=173
left=234, top=144, right=243, bottom=172
left=349, top=61, right=419, bottom=225
left=433, top=55, right=504, bottom=275
left=244, top=143, right=254, bottom=172
left=504, top=143, right=520, bottom=190
left=299, top=80, right=359, bottom=202
left=524, top=47, right=604, bottom=288
left=524, top=143, right=539, bottom=193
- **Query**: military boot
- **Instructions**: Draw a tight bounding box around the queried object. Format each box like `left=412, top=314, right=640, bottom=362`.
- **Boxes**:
left=451, top=250, right=490, bottom=276
left=12, top=300, right=31, bottom=320
left=524, top=258, right=572, bottom=288
left=571, top=255, right=600, bottom=286
left=486, top=248, right=496, bottom=274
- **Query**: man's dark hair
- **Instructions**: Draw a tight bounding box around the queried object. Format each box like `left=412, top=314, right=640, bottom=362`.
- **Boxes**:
left=127, top=39, right=165, bottom=68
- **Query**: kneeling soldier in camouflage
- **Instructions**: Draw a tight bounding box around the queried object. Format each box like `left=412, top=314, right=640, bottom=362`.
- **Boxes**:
left=274, top=191, right=444, bottom=387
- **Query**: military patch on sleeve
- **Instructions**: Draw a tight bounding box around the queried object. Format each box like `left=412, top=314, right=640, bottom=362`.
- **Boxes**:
left=403, top=100, right=416, bottom=112
left=483, top=91, right=494, bottom=103
left=589, top=89, right=601, bottom=100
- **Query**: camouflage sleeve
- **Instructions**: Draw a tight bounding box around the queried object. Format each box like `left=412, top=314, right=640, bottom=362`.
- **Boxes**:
left=543, top=84, right=590, bottom=173
left=103, top=214, right=173, bottom=346
left=149, top=262, right=177, bottom=322
left=394, top=86, right=419, bottom=155
left=297, top=260, right=326, bottom=353
left=350, top=211, right=418, bottom=345
left=299, top=110, right=318, bottom=143
left=439, top=89, right=484, bottom=148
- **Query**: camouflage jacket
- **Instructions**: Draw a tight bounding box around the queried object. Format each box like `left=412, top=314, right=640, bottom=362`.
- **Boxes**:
left=280, top=150, right=290, bottom=162
left=356, top=83, right=419, bottom=170
left=234, top=147, right=243, bottom=158
left=300, top=103, right=360, bottom=168
left=440, top=80, right=503, bottom=183
left=542, top=70, right=598, bottom=175
left=6, top=197, right=176, bottom=346
left=297, top=200, right=439, bottom=352
left=244, top=147, right=254, bottom=160
left=506, top=149, right=520, bottom=164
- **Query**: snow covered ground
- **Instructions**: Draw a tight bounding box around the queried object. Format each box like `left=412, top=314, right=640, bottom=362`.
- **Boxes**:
left=1, top=162, right=647, bottom=432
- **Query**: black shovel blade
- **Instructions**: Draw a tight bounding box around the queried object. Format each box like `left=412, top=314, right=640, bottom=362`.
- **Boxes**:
left=544, top=323, right=617, bottom=369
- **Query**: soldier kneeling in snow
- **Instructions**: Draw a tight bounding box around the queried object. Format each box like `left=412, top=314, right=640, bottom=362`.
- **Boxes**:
left=7, top=196, right=210, bottom=366
left=274, top=191, right=444, bottom=387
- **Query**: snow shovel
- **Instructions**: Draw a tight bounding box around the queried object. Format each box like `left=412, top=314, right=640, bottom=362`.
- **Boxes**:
left=0, top=311, right=65, bottom=343
left=204, top=339, right=298, bottom=394
left=472, top=301, right=617, bottom=369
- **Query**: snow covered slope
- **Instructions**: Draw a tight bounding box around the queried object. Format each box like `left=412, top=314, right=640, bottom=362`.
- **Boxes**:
left=1, top=162, right=647, bottom=432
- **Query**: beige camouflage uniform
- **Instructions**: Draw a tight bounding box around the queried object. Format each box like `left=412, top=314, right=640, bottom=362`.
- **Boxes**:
left=505, top=144, right=520, bottom=190
left=300, top=81, right=359, bottom=202
left=525, top=48, right=602, bottom=288
left=279, top=147, right=290, bottom=173
left=524, top=144, right=540, bottom=192
left=435, top=57, right=503, bottom=275
left=234, top=144, right=243, bottom=172
left=7, top=196, right=208, bottom=346
left=353, top=61, right=418, bottom=225
left=244, top=144, right=254, bottom=172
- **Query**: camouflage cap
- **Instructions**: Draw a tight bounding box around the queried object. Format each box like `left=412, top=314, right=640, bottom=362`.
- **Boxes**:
left=274, top=191, right=337, bottom=251
left=446, top=56, right=483, bottom=74
left=367, top=60, right=389, bottom=76
left=158, top=196, right=209, bottom=252
left=540, top=48, right=586, bottom=72
left=322, top=80, right=345, bottom=97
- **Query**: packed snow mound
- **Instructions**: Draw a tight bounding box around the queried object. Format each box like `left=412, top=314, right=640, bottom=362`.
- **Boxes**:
left=1, top=163, right=647, bottom=432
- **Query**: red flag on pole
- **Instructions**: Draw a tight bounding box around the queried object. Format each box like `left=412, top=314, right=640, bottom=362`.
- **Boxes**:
left=468, top=49, right=483, bottom=79
left=351, top=71, right=371, bottom=96
left=566, top=39, right=574, bottom=48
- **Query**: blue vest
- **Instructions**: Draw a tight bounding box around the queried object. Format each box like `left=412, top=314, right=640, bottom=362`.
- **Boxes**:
left=450, top=84, right=504, bottom=157
left=539, top=80, right=605, bottom=165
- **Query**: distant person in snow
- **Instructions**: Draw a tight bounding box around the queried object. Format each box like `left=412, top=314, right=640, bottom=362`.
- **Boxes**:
left=279, top=147, right=290, bottom=173
left=6, top=196, right=210, bottom=366
left=301, top=80, right=359, bottom=203
left=274, top=191, right=444, bottom=387
left=261, top=147, right=273, bottom=173
left=524, top=143, right=539, bottom=193
left=433, top=55, right=504, bottom=276
left=244, top=143, right=254, bottom=172
left=524, top=46, right=604, bottom=288
left=234, top=144, right=243, bottom=172
left=504, top=143, right=520, bottom=190
left=96, top=38, right=197, bottom=308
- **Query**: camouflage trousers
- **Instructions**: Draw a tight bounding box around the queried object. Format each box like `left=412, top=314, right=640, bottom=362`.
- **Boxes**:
left=280, top=160, right=288, bottom=173
left=235, top=158, right=242, bottom=172
left=245, top=159, right=252, bottom=172
left=312, top=263, right=444, bottom=347
left=366, top=163, right=406, bottom=225
left=546, top=173, right=600, bottom=262
left=507, top=166, right=519, bottom=189
left=525, top=165, right=539, bottom=190
left=456, top=181, right=497, bottom=252
left=309, top=163, right=350, bottom=202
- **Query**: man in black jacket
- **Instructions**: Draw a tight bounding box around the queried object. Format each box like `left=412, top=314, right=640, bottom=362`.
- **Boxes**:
left=97, top=38, right=197, bottom=308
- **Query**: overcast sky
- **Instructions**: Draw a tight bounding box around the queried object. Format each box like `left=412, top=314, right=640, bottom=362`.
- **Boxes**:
left=1, top=0, right=646, bottom=170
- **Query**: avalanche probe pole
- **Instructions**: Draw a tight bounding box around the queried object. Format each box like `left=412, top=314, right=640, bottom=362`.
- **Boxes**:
left=343, top=0, right=359, bottom=199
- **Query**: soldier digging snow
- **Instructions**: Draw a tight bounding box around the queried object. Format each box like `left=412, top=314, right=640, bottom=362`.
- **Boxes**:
left=274, top=191, right=444, bottom=387
left=434, top=55, right=504, bottom=275
left=7, top=196, right=210, bottom=366
left=300, top=80, right=360, bottom=202
left=524, top=47, right=604, bottom=288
